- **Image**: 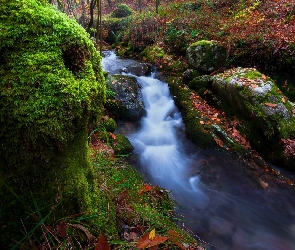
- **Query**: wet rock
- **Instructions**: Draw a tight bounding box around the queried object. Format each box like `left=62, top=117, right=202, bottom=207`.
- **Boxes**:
left=182, top=69, right=200, bottom=85
left=105, top=74, right=145, bottom=121
left=186, top=40, right=226, bottom=73
left=122, top=62, right=152, bottom=76
left=212, top=67, right=295, bottom=169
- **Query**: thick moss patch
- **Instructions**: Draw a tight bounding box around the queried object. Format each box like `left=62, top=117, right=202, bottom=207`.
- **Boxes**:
left=0, top=0, right=105, bottom=245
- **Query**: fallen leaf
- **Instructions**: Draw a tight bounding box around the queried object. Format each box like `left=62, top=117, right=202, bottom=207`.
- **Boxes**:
left=109, top=132, right=116, bottom=140
left=261, top=74, right=267, bottom=80
left=138, top=183, right=153, bottom=195
left=149, top=229, right=156, bottom=240
left=137, top=230, right=169, bottom=249
left=204, top=89, right=209, bottom=95
left=95, top=235, right=110, bottom=250
left=214, top=137, right=223, bottom=147
left=264, top=103, right=277, bottom=107
left=282, top=97, right=286, bottom=103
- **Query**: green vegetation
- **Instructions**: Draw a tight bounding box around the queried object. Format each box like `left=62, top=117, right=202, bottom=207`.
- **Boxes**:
left=111, top=4, right=134, bottom=18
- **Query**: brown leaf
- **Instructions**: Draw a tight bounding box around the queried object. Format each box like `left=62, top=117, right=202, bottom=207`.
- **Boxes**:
left=264, top=102, right=277, bottom=107
left=57, top=221, right=67, bottom=239
left=204, top=89, right=209, bottom=95
left=168, top=229, right=186, bottom=250
left=282, top=97, right=286, bottom=103
left=138, top=183, right=153, bottom=195
left=95, top=235, right=110, bottom=250
left=109, top=132, right=116, bottom=140
left=137, top=231, right=169, bottom=249
left=214, top=137, right=223, bottom=147
left=199, top=121, right=205, bottom=125
left=261, top=74, right=267, bottom=80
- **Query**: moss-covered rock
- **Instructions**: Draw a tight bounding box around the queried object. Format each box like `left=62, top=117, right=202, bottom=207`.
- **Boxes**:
left=186, top=40, right=226, bottom=73
left=0, top=0, right=106, bottom=245
left=182, top=69, right=201, bottom=85
left=111, top=4, right=133, bottom=18
left=102, top=117, right=117, bottom=132
left=140, top=45, right=165, bottom=64
left=112, top=134, right=134, bottom=155
left=212, top=67, right=295, bottom=168
left=105, top=74, right=145, bottom=121
left=188, top=75, right=213, bottom=97
left=167, top=77, right=216, bottom=148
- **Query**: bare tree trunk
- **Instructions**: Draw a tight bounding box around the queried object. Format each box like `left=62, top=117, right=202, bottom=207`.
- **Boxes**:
left=156, top=0, right=160, bottom=13
left=86, top=0, right=96, bottom=33
left=96, top=0, right=102, bottom=55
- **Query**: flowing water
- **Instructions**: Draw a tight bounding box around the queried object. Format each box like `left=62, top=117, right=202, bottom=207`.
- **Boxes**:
left=102, top=51, right=295, bottom=250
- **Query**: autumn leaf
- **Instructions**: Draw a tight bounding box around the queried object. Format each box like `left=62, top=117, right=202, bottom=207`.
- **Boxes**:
left=264, top=102, right=277, bottom=107
left=261, top=74, right=267, bottom=80
left=282, top=97, right=286, bottom=103
left=138, top=183, right=153, bottom=195
left=95, top=235, right=110, bottom=250
left=149, top=229, right=156, bottom=240
left=109, top=132, right=116, bottom=140
left=137, top=230, right=169, bottom=249
left=168, top=229, right=186, bottom=250
left=200, top=121, right=205, bottom=125
left=214, top=137, right=224, bottom=147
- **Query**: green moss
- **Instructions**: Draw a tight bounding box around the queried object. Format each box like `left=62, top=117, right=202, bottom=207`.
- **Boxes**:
left=112, top=134, right=134, bottom=156
left=167, top=77, right=215, bottom=148
left=141, top=45, right=165, bottom=62
left=0, top=0, right=106, bottom=245
left=111, top=4, right=133, bottom=18
left=103, top=118, right=117, bottom=132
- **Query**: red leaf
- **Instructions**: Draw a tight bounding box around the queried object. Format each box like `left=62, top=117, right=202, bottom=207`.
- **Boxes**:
left=95, top=235, right=110, bottom=250
left=214, top=137, right=224, bottom=147
left=264, top=102, right=277, bottom=107
left=138, top=183, right=153, bottom=195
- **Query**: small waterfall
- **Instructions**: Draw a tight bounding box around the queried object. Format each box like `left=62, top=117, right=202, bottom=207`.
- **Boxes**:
left=129, top=75, right=191, bottom=189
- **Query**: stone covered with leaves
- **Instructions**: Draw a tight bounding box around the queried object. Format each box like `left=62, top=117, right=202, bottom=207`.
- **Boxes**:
left=186, top=40, right=227, bottom=73
left=212, top=68, right=295, bottom=168
left=0, top=0, right=106, bottom=245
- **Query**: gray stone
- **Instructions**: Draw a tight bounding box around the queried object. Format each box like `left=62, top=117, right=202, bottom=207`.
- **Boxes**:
left=186, top=40, right=226, bottom=73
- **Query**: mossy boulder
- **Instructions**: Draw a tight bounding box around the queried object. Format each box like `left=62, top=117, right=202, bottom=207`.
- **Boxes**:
left=182, top=69, right=201, bottom=84
left=112, top=134, right=134, bottom=155
left=0, top=0, right=106, bottom=245
left=212, top=68, right=295, bottom=168
left=188, top=75, right=213, bottom=97
left=111, top=4, right=133, bottom=18
left=105, top=74, right=145, bottom=121
left=186, top=40, right=226, bottom=73
left=102, top=117, right=117, bottom=132
left=167, top=77, right=216, bottom=148
left=141, top=45, right=165, bottom=64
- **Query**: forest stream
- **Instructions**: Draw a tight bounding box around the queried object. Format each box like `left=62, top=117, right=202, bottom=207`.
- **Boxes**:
left=102, top=51, right=295, bottom=250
